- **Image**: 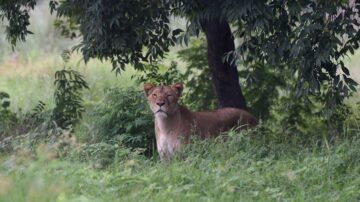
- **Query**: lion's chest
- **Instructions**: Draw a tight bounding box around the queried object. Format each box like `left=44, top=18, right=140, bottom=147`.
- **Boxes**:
left=156, top=132, right=179, bottom=158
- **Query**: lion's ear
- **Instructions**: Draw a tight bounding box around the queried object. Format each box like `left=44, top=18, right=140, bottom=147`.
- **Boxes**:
left=171, top=83, right=183, bottom=96
left=144, top=83, right=155, bottom=97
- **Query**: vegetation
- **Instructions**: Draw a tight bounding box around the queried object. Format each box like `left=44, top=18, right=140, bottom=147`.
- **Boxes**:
left=2, top=1, right=360, bottom=110
left=89, top=88, right=155, bottom=157
left=1, top=37, right=360, bottom=200
left=1, top=132, right=360, bottom=201
left=1, top=1, right=360, bottom=201
left=52, top=69, right=89, bottom=129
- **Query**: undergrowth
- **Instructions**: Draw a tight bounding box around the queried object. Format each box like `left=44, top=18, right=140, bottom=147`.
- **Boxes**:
left=0, top=129, right=360, bottom=202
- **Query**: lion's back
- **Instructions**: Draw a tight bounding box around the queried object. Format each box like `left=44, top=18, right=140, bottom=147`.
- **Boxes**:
left=192, top=107, right=257, bottom=137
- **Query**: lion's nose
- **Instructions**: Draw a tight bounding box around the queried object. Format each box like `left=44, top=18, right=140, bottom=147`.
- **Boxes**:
left=156, top=102, right=165, bottom=107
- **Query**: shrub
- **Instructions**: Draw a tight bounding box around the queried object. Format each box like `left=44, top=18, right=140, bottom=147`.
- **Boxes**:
left=91, top=88, right=155, bottom=156
left=0, top=92, right=18, bottom=140
left=52, top=69, right=89, bottom=129
left=0, top=69, right=89, bottom=153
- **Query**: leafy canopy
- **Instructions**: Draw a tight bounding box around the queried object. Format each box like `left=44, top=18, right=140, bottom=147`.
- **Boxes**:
left=1, top=0, right=359, bottom=102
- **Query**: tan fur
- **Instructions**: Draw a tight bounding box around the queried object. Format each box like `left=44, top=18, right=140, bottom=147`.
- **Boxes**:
left=144, top=83, right=257, bottom=160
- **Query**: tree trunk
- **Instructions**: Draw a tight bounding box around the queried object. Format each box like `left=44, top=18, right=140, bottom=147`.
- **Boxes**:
left=202, top=19, right=247, bottom=110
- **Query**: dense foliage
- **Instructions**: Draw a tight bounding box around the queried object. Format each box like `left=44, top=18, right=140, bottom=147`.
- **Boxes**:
left=173, top=0, right=360, bottom=106
left=90, top=88, right=155, bottom=156
left=0, top=0, right=36, bottom=47
left=1, top=0, right=359, bottom=109
left=230, top=1, right=360, bottom=107
left=50, top=0, right=181, bottom=73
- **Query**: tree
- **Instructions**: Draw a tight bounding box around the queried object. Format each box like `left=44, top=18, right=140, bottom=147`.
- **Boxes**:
left=1, top=0, right=359, bottom=111
left=202, top=18, right=247, bottom=109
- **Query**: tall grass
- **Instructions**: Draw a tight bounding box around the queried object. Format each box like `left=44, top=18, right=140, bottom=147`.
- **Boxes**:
left=1, top=130, right=360, bottom=202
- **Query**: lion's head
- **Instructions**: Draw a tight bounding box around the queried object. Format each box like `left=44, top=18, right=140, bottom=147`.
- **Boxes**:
left=144, top=83, right=183, bottom=118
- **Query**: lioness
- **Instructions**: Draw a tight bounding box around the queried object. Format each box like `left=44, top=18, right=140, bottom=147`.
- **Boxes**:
left=144, top=83, right=257, bottom=159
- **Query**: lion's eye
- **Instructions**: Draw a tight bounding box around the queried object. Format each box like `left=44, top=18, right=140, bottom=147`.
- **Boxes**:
left=152, top=94, right=157, bottom=98
left=167, top=94, right=172, bottom=97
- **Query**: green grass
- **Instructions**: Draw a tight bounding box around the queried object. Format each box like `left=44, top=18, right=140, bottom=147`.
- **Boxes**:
left=1, top=132, right=360, bottom=202
left=0, top=54, right=136, bottom=113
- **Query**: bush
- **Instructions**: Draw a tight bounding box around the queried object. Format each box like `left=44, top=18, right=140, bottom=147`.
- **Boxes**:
left=0, top=92, right=18, bottom=140
left=0, top=69, right=89, bottom=153
left=91, top=88, right=155, bottom=156
left=52, top=69, right=89, bottom=129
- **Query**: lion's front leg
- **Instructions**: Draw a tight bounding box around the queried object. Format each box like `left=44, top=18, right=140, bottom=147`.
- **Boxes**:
left=158, top=149, right=171, bottom=161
